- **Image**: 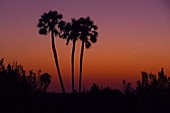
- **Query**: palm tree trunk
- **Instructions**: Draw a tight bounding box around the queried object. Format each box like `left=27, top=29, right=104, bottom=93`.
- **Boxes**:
left=51, top=31, right=65, bottom=94
left=71, top=40, right=76, bottom=93
left=79, top=41, right=85, bottom=93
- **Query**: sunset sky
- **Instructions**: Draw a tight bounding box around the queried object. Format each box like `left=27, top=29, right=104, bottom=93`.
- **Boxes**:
left=0, top=0, right=170, bottom=92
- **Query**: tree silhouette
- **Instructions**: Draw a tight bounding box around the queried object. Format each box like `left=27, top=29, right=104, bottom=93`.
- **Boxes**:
left=135, top=68, right=170, bottom=95
left=157, top=68, right=168, bottom=90
left=122, top=80, right=133, bottom=95
left=78, top=17, right=98, bottom=93
left=39, top=73, right=52, bottom=92
left=62, top=18, right=80, bottom=92
left=27, top=70, right=37, bottom=91
left=37, top=10, right=65, bottom=94
left=0, top=58, right=47, bottom=93
left=90, top=83, right=101, bottom=93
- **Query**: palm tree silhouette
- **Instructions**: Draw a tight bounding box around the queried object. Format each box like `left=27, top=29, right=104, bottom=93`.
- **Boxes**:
left=37, top=10, right=65, bottom=94
left=78, top=17, right=98, bottom=93
left=40, top=73, right=52, bottom=92
left=62, top=19, right=80, bottom=93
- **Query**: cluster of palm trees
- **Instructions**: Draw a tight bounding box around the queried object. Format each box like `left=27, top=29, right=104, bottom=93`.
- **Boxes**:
left=37, top=10, right=98, bottom=94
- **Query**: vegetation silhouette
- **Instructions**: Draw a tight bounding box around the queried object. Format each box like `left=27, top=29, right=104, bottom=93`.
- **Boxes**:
left=37, top=11, right=98, bottom=94
left=37, top=10, right=65, bottom=94
left=0, top=58, right=51, bottom=93
left=78, top=17, right=98, bottom=93
left=61, top=18, right=80, bottom=93
left=39, top=72, right=52, bottom=93
left=0, top=58, right=170, bottom=113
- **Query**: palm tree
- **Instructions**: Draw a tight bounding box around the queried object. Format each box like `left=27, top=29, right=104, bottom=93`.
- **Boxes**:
left=78, top=17, right=98, bottom=93
left=40, top=73, right=52, bottom=92
left=37, top=10, right=65, bottom=94
left=62, top=19, right=80, bottom=93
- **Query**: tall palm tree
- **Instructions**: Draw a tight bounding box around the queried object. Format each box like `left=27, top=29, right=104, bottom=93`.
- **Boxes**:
left=78, top=17, right=98, bottom=93
left=62, top=19, right=80, bottom=93
left=37, top=10, right=65, bottom=94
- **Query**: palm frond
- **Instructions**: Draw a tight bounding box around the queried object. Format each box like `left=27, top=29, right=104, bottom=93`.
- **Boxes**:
left=54, top=29, right=60, bottom=37
left=90, top=35, right=97, bottom=43
left=66, top=38, right=70, bottom=45
left=39, top=28, right=47, bottom=35
left=92, top=31, right=98, bottom=36
left=85, top=41, right=91, bottom=48
left=91, top=25, right=98, bottom=30
left=58, top=20, right=66, bottom=30
left=57, top=14, right=63, bottom=20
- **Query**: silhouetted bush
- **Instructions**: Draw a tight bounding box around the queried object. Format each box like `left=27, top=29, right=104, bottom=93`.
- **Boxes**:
left=0, top=58, right=52, bottom=94
left=90, top=83, right=101, bottom=93
left=135, top=68, right=170, bottom=96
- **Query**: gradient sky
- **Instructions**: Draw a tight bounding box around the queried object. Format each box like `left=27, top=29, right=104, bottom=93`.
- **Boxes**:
left=0, top=0, right=170, bottom=92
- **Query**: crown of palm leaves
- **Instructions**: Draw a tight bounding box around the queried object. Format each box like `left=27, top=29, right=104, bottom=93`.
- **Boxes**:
left=37, top=10, right=65, bottom=37
left=78, top=17, right=98, bottom=48
left=61, top=18, right=81, bottom=45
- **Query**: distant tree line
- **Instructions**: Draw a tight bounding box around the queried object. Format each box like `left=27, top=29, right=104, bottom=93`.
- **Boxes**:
left=123, top=68, right=170, bottom=96
left=83, top=68, right=170, bottom=96
left=0, top=58, right=170, bottom=113
left=2, top=56, right=170, bottom=96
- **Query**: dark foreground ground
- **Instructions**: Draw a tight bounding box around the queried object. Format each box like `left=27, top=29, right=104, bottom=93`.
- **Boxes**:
left=0, top=90, right=170, bottom=113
